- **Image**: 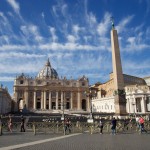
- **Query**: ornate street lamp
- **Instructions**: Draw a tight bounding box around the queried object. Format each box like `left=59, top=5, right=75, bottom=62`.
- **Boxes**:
left=60, top=91, right=66, bottom=135
left=85, top=89, right=95, bottom=123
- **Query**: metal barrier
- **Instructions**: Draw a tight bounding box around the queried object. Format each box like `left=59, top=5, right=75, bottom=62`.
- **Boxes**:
left=0, top=120, right=150, bottom=135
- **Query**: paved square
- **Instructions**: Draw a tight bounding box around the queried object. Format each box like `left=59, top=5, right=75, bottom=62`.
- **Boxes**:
left=1, top=132, right=150, bottom=150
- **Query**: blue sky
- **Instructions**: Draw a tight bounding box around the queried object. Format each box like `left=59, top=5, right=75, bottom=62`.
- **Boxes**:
left=0, top=0, right=150, bottom=95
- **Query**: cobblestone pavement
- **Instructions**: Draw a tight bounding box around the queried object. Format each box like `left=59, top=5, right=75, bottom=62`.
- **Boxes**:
left=0, top=132, right=62, bottom=148
left=1, top=132, right=150, bottom=150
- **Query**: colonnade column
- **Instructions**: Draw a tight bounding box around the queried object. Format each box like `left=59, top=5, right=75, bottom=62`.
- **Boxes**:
left=77, top=91, right=81, bottom=110
left=132, top=97, right=136, bottom=114
left=70, top=91, right=73, bottom=110
left=61, top=91, right=63, bottom=110
left=43, top=91, right=46, bottom=109
left=56, top=91, right=58, bottom=110
left=41, top=91, right=44, bottom=109
left=49, top=91, right=51, bottom=110
left=142, top=96, right=146, bottom=113
left=33, top=91, right=36, bottom=109
left=87, top=96, right=90, bottom=111
left=24, top=90, right=28, bottom=109
left=128, top=98, right=131, bottom=114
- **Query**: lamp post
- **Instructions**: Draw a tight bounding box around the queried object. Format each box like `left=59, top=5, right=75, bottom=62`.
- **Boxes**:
left=85, top=90, right=93, bottom=123
left=60, top=91, right=66, bottom=135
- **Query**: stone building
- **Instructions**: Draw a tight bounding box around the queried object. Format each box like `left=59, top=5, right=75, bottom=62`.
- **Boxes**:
left=92, top=73, right=150, bottom=114
left=13, top=59, right=90, bottom=113
left=144, top=76, right=150, bottom=86
left=0, top=85, right=12, bottom=114
left=91, top=23, right=150, bottom=115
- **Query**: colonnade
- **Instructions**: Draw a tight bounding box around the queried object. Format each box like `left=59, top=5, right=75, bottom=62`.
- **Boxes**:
left=22, top=90, right=90, bottom=111
left=127, top=95, right=149, bottom=114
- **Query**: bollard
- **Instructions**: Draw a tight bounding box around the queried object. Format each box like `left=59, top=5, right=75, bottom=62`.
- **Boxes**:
left=0, top=124, right=2, bottom=136
left=56, top=121, right=59, bottom=133
left=33, top=123, right=36, bottom=135
left=44, top=122, right=46, bottom=134
left=89, top=125, right=93, bottom=135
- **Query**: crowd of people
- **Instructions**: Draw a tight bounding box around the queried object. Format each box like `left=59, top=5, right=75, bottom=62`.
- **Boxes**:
left=98, top=116, right=148, bottom=135
left=7, top=115, right=26, bottom=133
left=0, top=114, right=149, bottom=135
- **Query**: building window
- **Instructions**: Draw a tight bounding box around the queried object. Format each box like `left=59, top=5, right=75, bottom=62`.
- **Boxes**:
left=82, top=82, right=85, bottom=86
left=20, top=80, right=24, bottom=84
left=37, top=80, right=41, bottom=84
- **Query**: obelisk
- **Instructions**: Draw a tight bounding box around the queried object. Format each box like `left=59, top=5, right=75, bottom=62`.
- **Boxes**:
left=110, top=19, right=126, bottom=115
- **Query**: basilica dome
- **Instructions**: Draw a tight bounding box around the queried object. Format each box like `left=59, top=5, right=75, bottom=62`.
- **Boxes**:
left=37, top=59, right=58, bottom=79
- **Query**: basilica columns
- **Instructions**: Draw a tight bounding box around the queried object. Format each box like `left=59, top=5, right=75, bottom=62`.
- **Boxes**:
left=24, top=90, right=28, bottom=108
left=49, top=91, right=51, bottom=109
left=32, top=90, right=81, bottom=111
left=141, top=96, right=146, bottom=113
left=61, top=91, right=63, bottom=110
left=77, top=91, right=81, bottom=110
left=56, top=91, right=58, bottom=110
left=33, top=91, right=36, bottom=109
left=70, top=91, right=73, bottom=110
left=41, top=91, right=44, bottom=109
left=43, top=91, right=46, bottom=109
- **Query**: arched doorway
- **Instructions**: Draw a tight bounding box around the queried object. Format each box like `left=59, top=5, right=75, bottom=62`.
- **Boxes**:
left=82, top=99, right=86, bottom=111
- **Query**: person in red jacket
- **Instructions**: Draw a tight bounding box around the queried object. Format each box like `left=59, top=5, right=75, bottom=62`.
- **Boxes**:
left=139, top=116, right=147, bottom=134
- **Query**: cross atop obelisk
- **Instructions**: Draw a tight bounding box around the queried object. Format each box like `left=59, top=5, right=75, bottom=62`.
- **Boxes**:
left=111, top=17, right=115, bottom=29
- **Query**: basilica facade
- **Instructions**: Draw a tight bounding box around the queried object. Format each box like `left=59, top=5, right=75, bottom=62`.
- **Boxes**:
left=13, top=59, right=90, bottom=113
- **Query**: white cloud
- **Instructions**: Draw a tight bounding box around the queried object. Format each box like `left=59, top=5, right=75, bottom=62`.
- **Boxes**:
left=127, top=37, right=136, bottom=44
left=116, top=15, right=134, bottom=33
left=0, top=52, right=45, bottom=58
left=0, top=44, right=30, bottom=51
left=52, top=2, right=68, bottom=18
left=0, top=76, right=14, bottom=82
left=41, top=12, right=45, bottom=18
left=124, top=33, right=150, bottom=52
left=0, top=35, right=10, bottom=44
left=123, top=59, right=150, bottom=77
left=20, top=25, right=43, bottom=43
left=67, top=35, right=76, bottom=43
left=97, top=12, right=111, bottom=36
left=49, top=26, right=58, bottom=42
left=7, top=0, right=20, bottom=15
left=124, top=43, right=150, bottom=52
left=0, top=61, right=43, bottom=74
left=0, top=12, right=13, bottom=35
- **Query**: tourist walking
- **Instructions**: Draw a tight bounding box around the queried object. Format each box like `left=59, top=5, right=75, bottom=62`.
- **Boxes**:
left=139, top=116, right=147, bottom=134
left=111, top=117, right=117, bottom=135
left=123, top=118, right=129, bottom=131
left=64, top=118, right=71, bottom=134
left=135, top=116, right=140, bottom=131
left=99, top=118, right=103, bottom=134
left=8, top=115, right=13, bottom=132
left=20, top=115, right=25, bottom=132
